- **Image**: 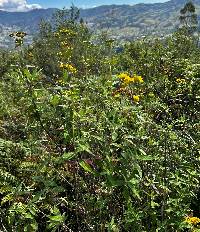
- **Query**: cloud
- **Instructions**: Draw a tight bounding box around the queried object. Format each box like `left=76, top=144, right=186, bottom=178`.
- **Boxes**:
left=0, top=0, right=42, bottom=11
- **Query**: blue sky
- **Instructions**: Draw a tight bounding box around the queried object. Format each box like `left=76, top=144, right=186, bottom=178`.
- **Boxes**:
left=0, top=0, right=167, bottom=12
left=28, top=0, right=167, bottom=9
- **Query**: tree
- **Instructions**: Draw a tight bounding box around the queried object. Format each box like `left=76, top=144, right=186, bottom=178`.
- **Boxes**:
left=179, top=1, right=198, bottom=35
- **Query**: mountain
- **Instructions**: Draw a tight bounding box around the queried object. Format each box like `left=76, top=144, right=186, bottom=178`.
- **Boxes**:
left=0, top=8, right=56, bottom=30
left=0, top=0, right=199, bottom=47
left=80, top=0, right=200, bottom=39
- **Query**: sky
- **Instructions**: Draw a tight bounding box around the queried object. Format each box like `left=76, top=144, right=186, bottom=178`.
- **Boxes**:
left=0, top=0, right=167, bottom=11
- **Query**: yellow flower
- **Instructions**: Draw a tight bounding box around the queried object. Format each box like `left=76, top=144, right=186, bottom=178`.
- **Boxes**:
left=133, top=95, right=140, bottom=103
left=118, top=73, right=130, bottom=79
left=66, top=64, right=77, bottom=73
left=59, top=29, right=70, bottom=34
left=59, top=63, right=77, bottom=73
left=118, top=73, right=144, bottom=85
left=134, top=75, right=144, bottom=83
left=59, top=62, right=64, bottom=68
left=62, top=90, right=70, bottom=96
left=114, top=93, right=121, bottom=98
left=60, top=41, right=72, bottom=49
left=176, top=78, right=186, bottom=84
left=56, top=79, right=65, bottom=86
left=59, top=28, right=76, bottom=35
left=125, top=77, right=135, bottom=84
left=185, top=216, right=200, bottom=225
left=118, top=73, right=134, bottom=85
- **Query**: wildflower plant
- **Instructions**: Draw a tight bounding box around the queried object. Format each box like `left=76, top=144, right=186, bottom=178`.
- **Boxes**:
left=9, top=31, right=27, bottom=48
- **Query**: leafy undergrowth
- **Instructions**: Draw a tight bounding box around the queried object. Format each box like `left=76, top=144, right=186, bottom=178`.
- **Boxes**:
left=0, top=7, right=200, bottom=232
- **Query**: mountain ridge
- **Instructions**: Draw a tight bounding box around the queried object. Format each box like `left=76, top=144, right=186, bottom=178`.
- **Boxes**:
left=0, top=0, right=199, bottom=47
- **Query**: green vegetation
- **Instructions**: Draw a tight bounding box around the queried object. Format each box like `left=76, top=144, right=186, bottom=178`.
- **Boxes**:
left=0, top=6, right=200, bottom=232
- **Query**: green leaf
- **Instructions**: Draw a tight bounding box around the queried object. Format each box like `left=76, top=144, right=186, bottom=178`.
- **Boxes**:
left=50, top=95, right=60, bottom=106
left=30, top=223, right=38, bottom=231
left=49, top=215, right=64, bottom=222
left=134, top=163, right=142, bottom=178
left=62, top=152, right=76, bottom=160
left=138, top=149, right=154, bottom=160
left=1, top=193, right=14, bottom=205
left=79, top=160, right=94, bottom=173
left=24, top=213, right=34, bottom=219
left=76, top=142, right=92, bottom=154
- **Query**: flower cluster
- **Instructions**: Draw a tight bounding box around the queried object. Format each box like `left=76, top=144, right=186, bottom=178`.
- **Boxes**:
left=61, top=41, right=72, bottom=49
left=9, top=31, right=27, bottom=38
left=176, top=78, right=186, bottom=84
left=134, top=75, right=144, bottom=83
left=118, top=73, right=144, bottom=85
left=118, top=73, right=135, bottom=84
left=114, top=73, right=144, bottom=103
left=59, top=63, right=77, bottom=73
left=54, top=28, right=77, bottom=37
left=56, top=79, right=65, bottom=86
left=185, top=216, right=200, bottom=225
left=59, top=28, right=72, bottom=34
left=9, top=31, right=27, bottom=48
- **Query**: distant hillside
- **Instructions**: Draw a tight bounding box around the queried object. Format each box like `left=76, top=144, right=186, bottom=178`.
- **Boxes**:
left=0, top=0, right=200, bottom=47
left=80, top=0, right=200, bottom=39
left=0, top=8, right=56, bottom=31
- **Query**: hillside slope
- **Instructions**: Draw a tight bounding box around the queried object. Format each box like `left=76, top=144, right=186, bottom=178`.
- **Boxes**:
left=0, top=0, right=199, bottom=46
